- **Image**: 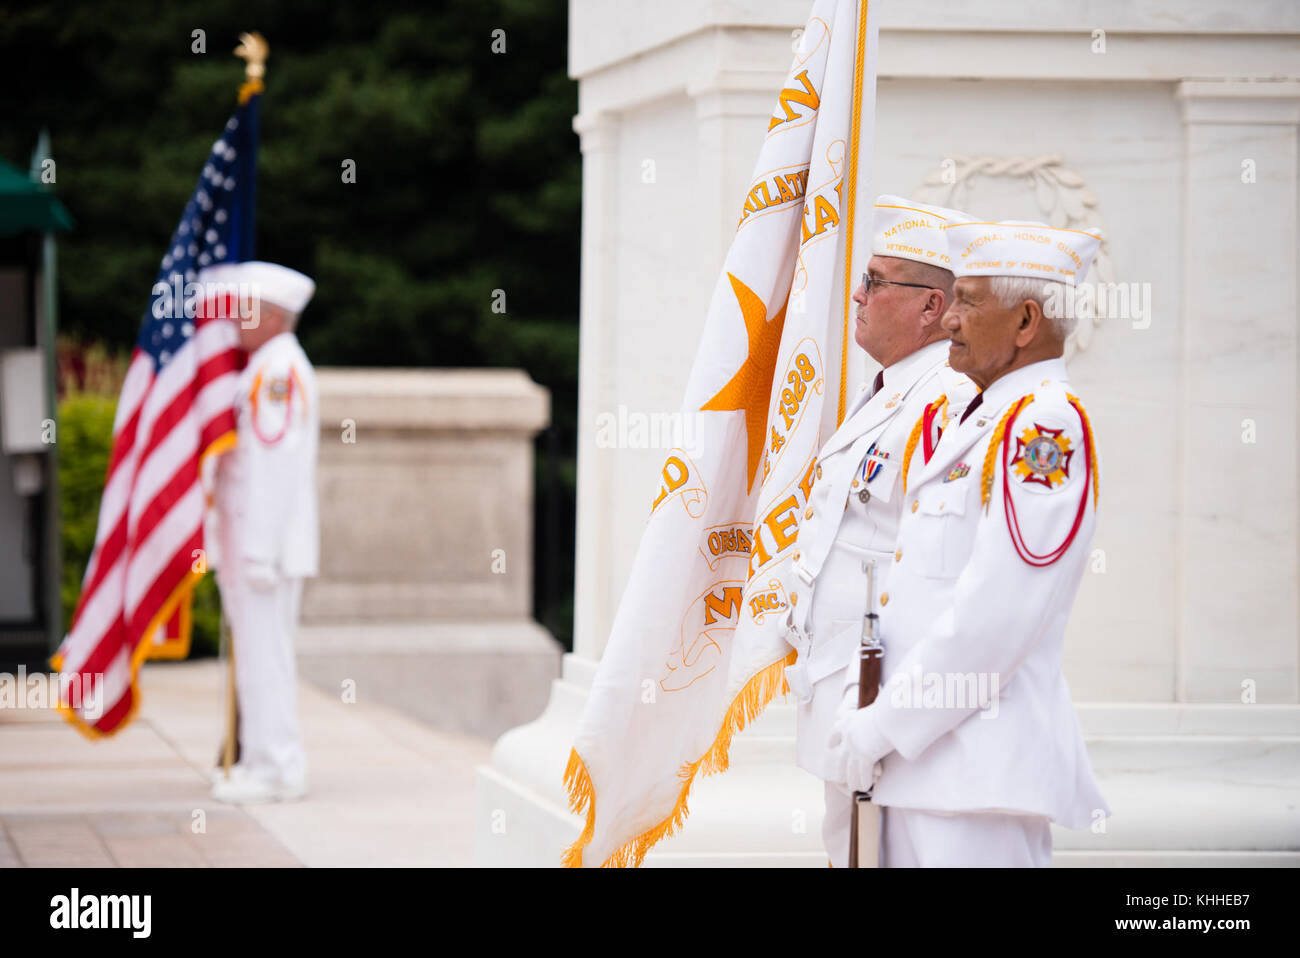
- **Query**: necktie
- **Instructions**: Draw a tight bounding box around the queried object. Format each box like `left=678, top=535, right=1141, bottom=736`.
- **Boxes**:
left=959, top=391, right=984, bottom=425
left=871, top=370, right=884, bottom=397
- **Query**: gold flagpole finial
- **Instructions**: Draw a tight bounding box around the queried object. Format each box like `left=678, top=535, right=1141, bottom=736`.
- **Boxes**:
left=234, top=32, right=269, bottom=79
left=234, top=32, right=268, bottom=103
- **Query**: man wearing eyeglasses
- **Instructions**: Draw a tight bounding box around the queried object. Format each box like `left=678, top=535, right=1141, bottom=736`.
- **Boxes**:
left=782, top=195, right=976, bottom=867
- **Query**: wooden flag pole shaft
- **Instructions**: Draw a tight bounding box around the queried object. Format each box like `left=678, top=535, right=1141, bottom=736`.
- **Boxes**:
left=849, top=561, right=883, bottom=867
left=222, top=623, right=237, bottom=776
left=217, top=610, right=238, bottom=779
left=216, top=28, right=263, bottom=782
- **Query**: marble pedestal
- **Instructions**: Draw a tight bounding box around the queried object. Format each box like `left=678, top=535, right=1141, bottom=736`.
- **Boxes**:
left=296, top=369, right=559, bottom=740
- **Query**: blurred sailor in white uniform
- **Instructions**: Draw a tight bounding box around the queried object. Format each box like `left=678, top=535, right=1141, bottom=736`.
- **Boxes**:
left=201, top=260, right=319, bottom=805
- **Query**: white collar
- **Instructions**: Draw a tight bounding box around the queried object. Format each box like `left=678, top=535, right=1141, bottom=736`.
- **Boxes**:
left=875, top=339, right=951, bottom=397
left=248, top=330, right=297, bottom=364
left=976, top=356, right=1070, bottom=413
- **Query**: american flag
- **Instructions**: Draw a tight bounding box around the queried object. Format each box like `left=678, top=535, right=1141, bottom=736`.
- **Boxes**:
left=54, top=86, right=261, bottom=736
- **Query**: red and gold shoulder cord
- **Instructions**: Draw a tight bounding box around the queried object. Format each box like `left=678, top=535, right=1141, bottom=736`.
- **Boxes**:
left=247, top=367, right=308, bottom=446
left=901, top=394, right=950, bottom=494
left=980, top=393, right=1100, bottom=567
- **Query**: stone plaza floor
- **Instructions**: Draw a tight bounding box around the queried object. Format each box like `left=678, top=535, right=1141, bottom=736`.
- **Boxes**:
left=0, top=659, right=491, bottom=867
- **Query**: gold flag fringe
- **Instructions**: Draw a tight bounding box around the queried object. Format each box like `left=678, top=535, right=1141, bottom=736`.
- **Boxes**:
left=51, top=429, right=236, bottom=741
left=561, top=749, right=596, bottom=868
left=562, top=647, right=797, bottom=868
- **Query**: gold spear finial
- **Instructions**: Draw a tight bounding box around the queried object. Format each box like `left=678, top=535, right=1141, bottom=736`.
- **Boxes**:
left=234, top=32, right=269, bottom=103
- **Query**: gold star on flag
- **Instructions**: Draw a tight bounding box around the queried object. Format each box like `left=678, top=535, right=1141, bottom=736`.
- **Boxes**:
left=701, top=273, right=788, bottom=493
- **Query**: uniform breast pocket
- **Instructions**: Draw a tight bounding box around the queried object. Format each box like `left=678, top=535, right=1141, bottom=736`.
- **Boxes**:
left=862, top=456, right=899, bottom=504
left=908, top=481, right=970, bottom=579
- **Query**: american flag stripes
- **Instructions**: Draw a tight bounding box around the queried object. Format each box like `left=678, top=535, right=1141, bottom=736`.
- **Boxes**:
left=53, top=85, right=262, bottom=736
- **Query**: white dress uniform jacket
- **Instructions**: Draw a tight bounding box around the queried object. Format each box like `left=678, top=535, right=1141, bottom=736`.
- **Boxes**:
left=211, top=330, right=319, bottom=784
left=850, top=356, right=1109, bottom=830
left=784, top=339, right=974, bottom=781
left=212, top=331, right=319, bottom=578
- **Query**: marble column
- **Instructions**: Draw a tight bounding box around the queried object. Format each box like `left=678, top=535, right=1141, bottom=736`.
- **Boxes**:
left=571, top=110, right=621, bottom=662
left=1175, top=80, right=1300, bottom=703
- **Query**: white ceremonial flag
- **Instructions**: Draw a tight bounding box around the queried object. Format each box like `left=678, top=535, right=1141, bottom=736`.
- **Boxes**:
left=564, top=0, right=879, bottom=868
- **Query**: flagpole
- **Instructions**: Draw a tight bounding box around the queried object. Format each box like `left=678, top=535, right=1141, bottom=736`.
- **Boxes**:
left=54, top=29, right=266, bottom=741
left=216, top=30, right=267, bottom=778
left=837, top=0, right=871, bottom=426
left=220, top=612, right=237, bottom=777
left=233, top=32, right=266, bottom=255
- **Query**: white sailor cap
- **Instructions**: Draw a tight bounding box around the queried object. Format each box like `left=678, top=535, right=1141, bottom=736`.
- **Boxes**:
left=197, top=260, right=316, bottom=315
left=871, top=195, right=973, bottom=269
left=945, top=220, right=1102, bottom=286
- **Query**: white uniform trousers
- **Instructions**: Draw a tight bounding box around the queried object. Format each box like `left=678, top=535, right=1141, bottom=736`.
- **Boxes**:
left=824, top=782, right=1053, bottom=867
left=823, top=781, right=854, bottom=868
left=217, top=572, right=307, bottom=784
left=795, top=538, right=884, bottom=866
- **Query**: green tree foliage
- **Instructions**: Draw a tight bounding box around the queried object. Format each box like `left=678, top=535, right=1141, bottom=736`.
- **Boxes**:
left=56, top=395, right=116, bottom=628
left=3, top=0, right=580, bottom=646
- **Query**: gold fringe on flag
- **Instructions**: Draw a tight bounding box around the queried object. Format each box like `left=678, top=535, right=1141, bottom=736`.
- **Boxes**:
left=50, top=428, right=236, bottom=740
left=143, top=587, right=194, bottom=661
left=563, top=648, right=797, bottom=868
left=53, top=568, right=201, bottom=741
left=237, top=79, right=264, bottom=105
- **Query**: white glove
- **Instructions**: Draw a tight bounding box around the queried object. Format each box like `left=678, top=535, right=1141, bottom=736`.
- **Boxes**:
left=827, top=707, right=890, bottom=794
left=826, top=732, right=882, bottom=793
left=244, top=559, right=278, bottom=592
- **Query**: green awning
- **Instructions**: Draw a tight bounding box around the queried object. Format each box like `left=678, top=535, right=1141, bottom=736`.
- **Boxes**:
left=0, top=158, right=73, bottom=237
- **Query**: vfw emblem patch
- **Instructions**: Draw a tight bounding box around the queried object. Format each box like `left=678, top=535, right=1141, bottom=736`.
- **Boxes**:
left=1011, top=423, right=1073, bottom=489
left=266, top=376, right=292, bottom=402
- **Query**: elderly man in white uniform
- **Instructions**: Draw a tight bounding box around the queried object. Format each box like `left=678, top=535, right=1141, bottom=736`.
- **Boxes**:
left=201, top=261, right=320, bottom=805
left=828, top=221, right=1111, bottom=866
left=782, top=196, right=976, bottom=867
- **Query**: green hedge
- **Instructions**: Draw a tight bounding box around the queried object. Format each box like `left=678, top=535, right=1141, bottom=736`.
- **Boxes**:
left=58, top=394, right=221, bottom=657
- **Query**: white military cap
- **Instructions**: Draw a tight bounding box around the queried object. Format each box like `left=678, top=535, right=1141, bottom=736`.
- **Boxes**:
left=871, top=195, right=973, bottom=269
left=197, top=260, right=316, bottom=314
left=946, top=220, right=1102, bottom=286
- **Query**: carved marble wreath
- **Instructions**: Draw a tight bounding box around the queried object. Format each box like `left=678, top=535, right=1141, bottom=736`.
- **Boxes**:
left=912, top=154, right=1114, bottom=357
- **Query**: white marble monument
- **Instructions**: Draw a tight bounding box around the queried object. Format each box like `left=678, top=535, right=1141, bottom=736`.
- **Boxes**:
left=477, top=0, right=1300, bottom=866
